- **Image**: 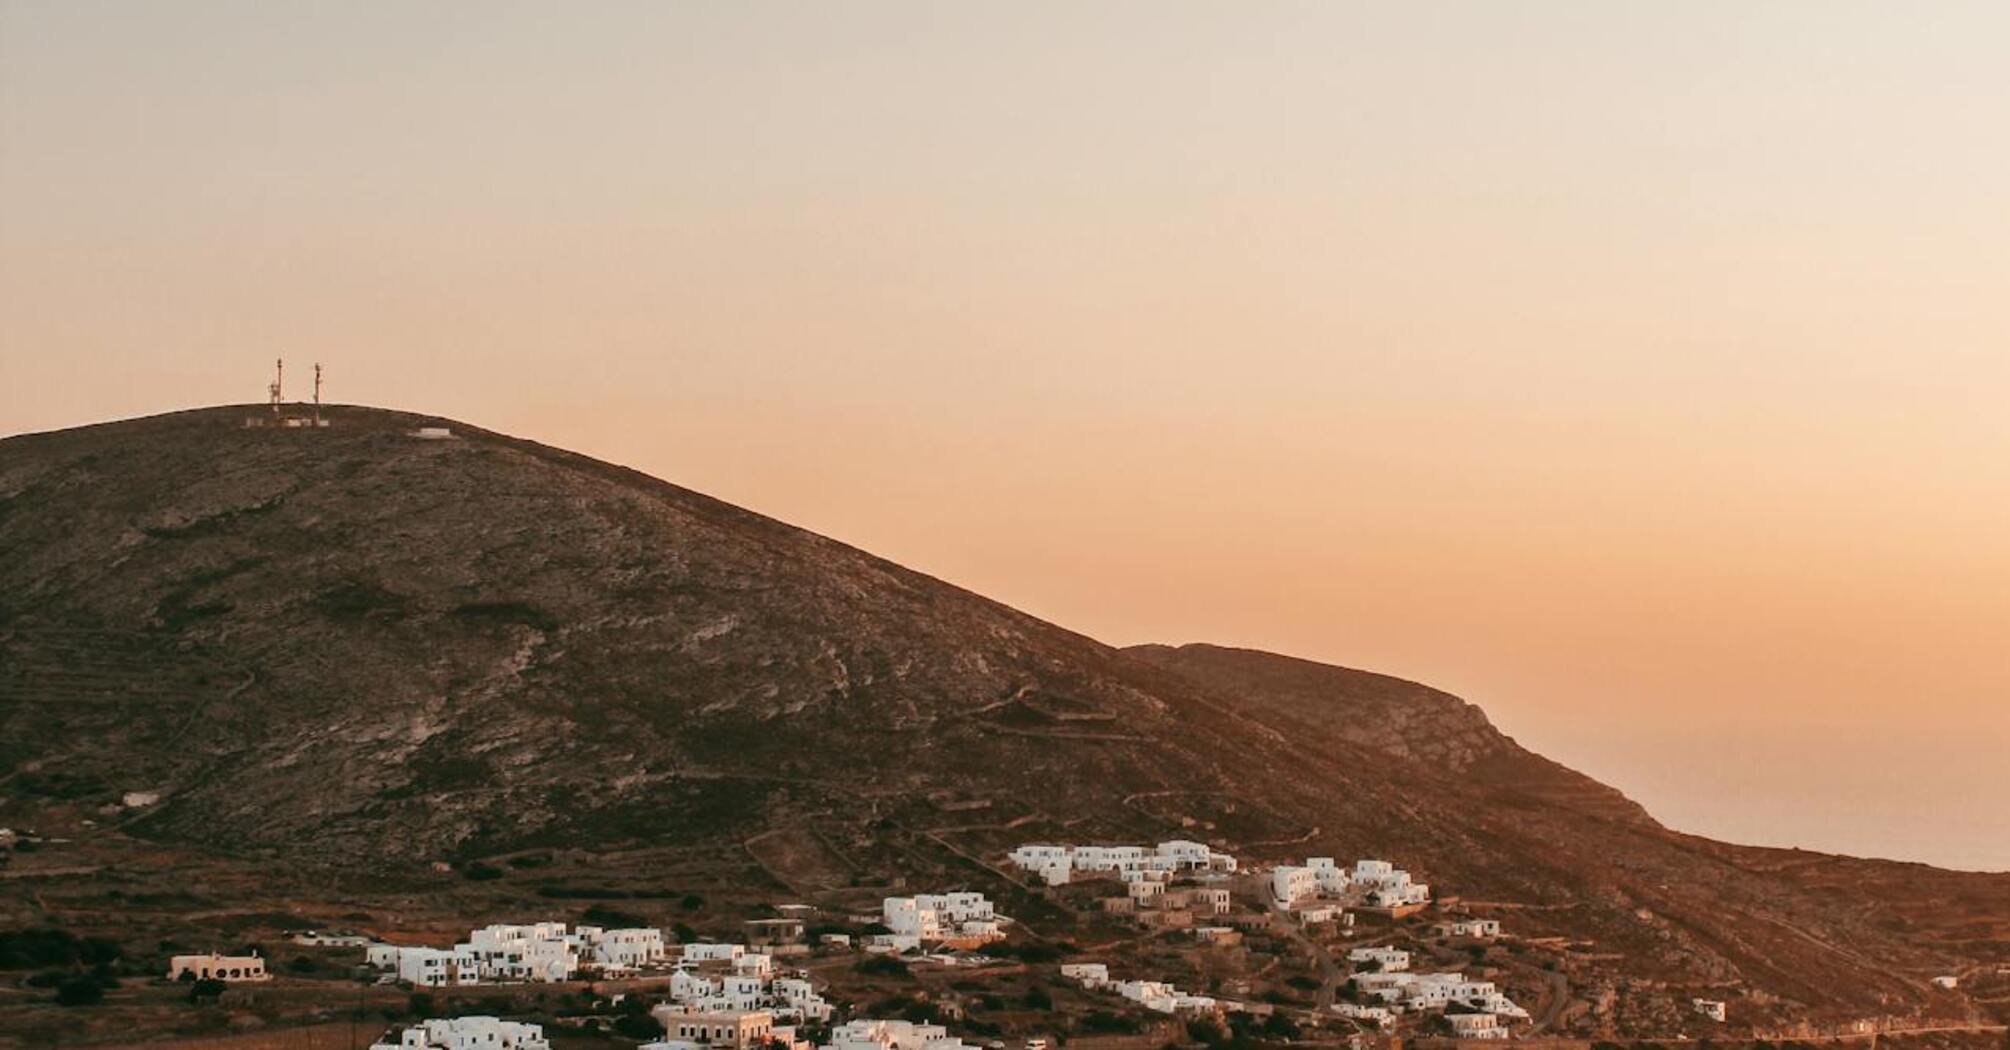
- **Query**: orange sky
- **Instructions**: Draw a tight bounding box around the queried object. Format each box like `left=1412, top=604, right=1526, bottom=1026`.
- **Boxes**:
left=3, top=3, right=2007, bottom=869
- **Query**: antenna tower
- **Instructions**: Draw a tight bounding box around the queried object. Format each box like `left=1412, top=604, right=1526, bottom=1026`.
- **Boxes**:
left=269, top=358, right=284, bottom=415
left=313, top=363, right=324, bottom=425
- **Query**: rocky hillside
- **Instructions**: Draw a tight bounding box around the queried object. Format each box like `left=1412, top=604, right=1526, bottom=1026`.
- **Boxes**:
left=2, top=405, right=2006, bottom=1022
left=1125, top=643, right=1650, bottom=825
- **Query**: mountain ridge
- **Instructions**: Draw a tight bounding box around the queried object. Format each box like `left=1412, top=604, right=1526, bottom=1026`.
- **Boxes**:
left=3, top=404, right=2007, bottom=1030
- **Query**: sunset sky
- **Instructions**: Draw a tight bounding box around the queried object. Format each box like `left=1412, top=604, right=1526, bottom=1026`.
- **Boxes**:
left=3, top=2, right=2006, bottom=869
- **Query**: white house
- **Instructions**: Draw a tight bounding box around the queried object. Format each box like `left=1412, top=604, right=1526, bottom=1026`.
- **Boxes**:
left=1932, top=976, right=1959, bottom=990
left=1061, top=963, right=1111, bottom=989
left=167, top=953, right=270, bottom=982
left=1307, top=857, right=1351, bottom=893
left=1348, top=947, right=1411, bottom=972
left=683, top=943, right=747, bottom=964
left=581, top=926, right=667, bottom=971
left=882, top=893, right=1001, bottom=945
left=371, top=1017, right=551, bottom=1050
left=1353, top=859, right=1430, bottom=908
left=1693, top=999, right=1727, bottom=1022
left=1007, top=845, right=1075, bottom=886
left=825, top=1019, right=976, bottom=1050
left=1007, top=841, right=1236, bottom=885
left=1114, top=979, right=1218, bottom=1015
left=1272, top=866, right=1319, bottom=906
left=651, top=1008, right=775, bottom=1050
left=1333, top=1003, right=1393, bottom=1027
left=1447, top=1013, right=1508, bottom=1040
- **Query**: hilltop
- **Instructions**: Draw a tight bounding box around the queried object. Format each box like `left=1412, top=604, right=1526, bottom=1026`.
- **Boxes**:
left=1, top=405, right=2006, bottom=1038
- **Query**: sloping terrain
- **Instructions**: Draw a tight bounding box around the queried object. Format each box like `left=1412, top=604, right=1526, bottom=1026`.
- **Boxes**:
left=1, top=405, right=2005, bottom=1025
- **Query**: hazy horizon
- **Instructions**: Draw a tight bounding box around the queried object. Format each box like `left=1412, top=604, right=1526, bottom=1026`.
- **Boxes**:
left=4, top=2, right=2007, bottom=871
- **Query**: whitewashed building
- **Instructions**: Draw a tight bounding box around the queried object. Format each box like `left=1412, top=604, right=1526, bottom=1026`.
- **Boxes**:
left=882, top=893, right=1001, bottom=944
left=371, top=1017, right=551, bottom=1050
left=824, top=1019, right=976, bottom=1050
left=167, top=953, right=270, bottom=982
left=1354, top=859, right=1430, bottom=908
left=1272, top=865, right=1319, bottom=906
left=1007, top=841, right=1236, bottom=885
left=1447, top=1013, right=1509, bottom=1039
left=1348, top=946, right=1411, bottom=972
left=1062, top=963, right=1111, bottom=988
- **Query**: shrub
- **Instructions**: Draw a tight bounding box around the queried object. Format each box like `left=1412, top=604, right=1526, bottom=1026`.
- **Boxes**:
left=854, top=956, right=909, bottom=977
left=583, top=905, right=646, bottom=928
left=55, top=977, right=104, bottom=1006
left=614, top=1013, right=666, bottom=1040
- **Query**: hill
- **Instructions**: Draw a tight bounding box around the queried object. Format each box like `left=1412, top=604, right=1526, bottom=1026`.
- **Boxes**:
left=1, top=404, right=2006, bottom=1033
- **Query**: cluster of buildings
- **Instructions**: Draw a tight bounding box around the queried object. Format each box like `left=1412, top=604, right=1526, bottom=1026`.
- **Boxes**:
left=640, top=1015, right=976, bottom=1050
left=1061, top=962, right=1231, bottom=1016
left=661, top=942, right=832, bottom=1022
left=371, top=1017, right=551, bottom=1050
left=874, top=893, right=1004, bottom=951
left=367, top=922, right=668, bottom=986
left=1350, top=970, right=1529, bottom=1034
left=1097, top=873, right=1234, bottom=931
left=1006, top=840, right=1237, bottom=886
left=1271, top=858, right=1430, bottom=911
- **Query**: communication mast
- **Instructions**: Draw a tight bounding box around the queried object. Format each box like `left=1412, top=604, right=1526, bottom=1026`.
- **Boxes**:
left=268, top=358, right=284, bottom=416
left=313, top=363, right=323, bottom=426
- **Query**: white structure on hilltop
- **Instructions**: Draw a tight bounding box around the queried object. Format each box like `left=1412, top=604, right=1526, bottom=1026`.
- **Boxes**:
left=881, top=893, right=1002, bottom=946
left=367, top=922, right=668, bottom=986
left=823, top=1019, right=978, bottom=1050
left=167, top=953, right=270, bottom=982
left=372, top=1017, right=551, bottom=1050
left=1434, top=919, right=1502, bottom=939
left=1007, top=841, right=1237, bottom=886
left=1932, top=976, right=1960, bottom=990
left=1693, top=999, right=1728, bottom=1022
left=1353, top=859, right=1430, bottom=907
